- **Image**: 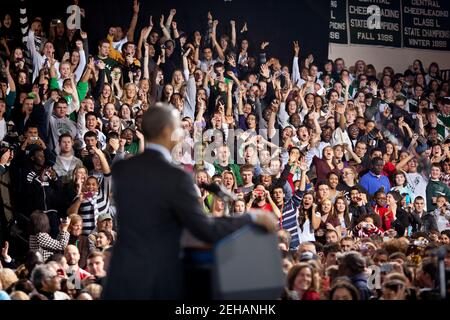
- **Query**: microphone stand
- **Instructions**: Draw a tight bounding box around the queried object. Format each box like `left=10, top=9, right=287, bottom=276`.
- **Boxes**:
left=437, top=245, right=447, bottom=300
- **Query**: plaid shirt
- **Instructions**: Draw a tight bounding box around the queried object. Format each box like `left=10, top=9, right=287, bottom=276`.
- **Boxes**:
left=29, top=231, right=70, bottom=262
left=441, top=173, right=450, bottom=189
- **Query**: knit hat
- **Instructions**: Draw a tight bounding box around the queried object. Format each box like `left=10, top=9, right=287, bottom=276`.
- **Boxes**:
left=415, top=143, right=429, bottom=154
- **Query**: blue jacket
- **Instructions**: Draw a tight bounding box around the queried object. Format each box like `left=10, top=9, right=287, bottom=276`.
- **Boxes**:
left=359, top=171, right=391, bottom=197
left=351, top=273, right=372, bottom=300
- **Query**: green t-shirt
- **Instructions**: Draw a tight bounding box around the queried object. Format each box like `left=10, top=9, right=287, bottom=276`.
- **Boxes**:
left=125, top=140, right=139, bottom=155
left=438, top=113, right=450, bottom=129
left=96, top=55, right=118, bottom=79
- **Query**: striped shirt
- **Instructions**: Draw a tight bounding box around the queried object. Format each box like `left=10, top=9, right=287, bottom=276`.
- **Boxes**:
left=280, top=190, right=304, bottom=250
left=20, top=0, right=44, bottom=78
left=77, top=174, right=112, bottom=235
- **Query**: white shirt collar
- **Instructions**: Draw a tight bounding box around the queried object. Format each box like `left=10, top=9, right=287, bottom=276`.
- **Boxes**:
left=146, top=143, right=172, bottom=163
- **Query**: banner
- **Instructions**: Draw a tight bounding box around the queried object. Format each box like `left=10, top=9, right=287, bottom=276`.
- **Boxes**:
left=403, top=0, right=450, bottom=50
left=329, top=0, right=348, bottom=44
left=330, top=0, right=450, bottom=50
left=348, top=0, right=402, bottom=47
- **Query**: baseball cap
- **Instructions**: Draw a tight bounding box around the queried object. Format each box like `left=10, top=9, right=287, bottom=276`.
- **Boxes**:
left=97, top=213, right=112, bottom=222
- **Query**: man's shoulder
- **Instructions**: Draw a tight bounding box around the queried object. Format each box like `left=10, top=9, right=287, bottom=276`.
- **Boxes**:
left=113, top=152, right=188, bottom=178
left=360, top=172, right=370, bottom=180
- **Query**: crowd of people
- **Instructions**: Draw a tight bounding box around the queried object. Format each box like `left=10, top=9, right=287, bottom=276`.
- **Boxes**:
left=0, top=0, right=450, bottom=300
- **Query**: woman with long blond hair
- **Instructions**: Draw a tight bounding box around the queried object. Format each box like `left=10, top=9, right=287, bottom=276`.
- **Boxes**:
left=121, top=82, right=140, bottom=109
left=97, top=83, right=118, bottom=111
left=171, top=69, right=186, bottom=93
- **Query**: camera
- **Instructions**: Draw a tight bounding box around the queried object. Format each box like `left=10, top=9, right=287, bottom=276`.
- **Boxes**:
left=380, top=263, right=394, bottom=273
left=84, top=191, right=94, bottom=199
left=51, top=19, right=62, bottom=26
left=0, top=141, right=16, bottom=156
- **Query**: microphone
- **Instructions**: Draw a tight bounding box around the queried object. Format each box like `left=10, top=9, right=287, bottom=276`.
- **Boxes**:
left=437, top=245, right=447, bottom=299
left=199, top=182, right=238, bottom=202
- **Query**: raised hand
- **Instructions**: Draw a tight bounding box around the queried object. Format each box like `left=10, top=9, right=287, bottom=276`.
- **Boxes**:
left=183, top=47, right=192, bottom=58
left=1, top=241, right=10, bottom=261
left=212, top=20, right=219, bottom=28
left=133, top=0, right=140, bottom=15
left=194, top=31, right=202, bottom=45
left=241, top=22, right=248, bottom=33
left=382, top=106, right=391, bottom=118
left=260, top=63, right=270, bottom=79
left=3, top=60, right=10, bottom=75
left=149, top=15, right=154, bottom=28
left=306, top=54, right=314, bottom=65
left=230, top=20, right=236, bottom=27
left=170, top=8, right=177, bottom=16
left=217, top=101, right=225, bottom=115
left=293, top=41, right=300, bottom=57
left=160, top=15, right=165, bottom=28
left=370, top=81, right=378, bottom=94
left=141, top=26, right=151, bottom=39
left=97, top=60, right=106, bottom=70
left=239, top=84, right=247, bottom=96
left=298, top=159, right=308, bottom=172
left=75, top=40, right=83, bottom=50
left=343, top=77, right=351, bottom=88
left=135, top=130, right=144, bottom=141
left=227, top=55, right=236, bottom=68
left=0, top=149, right=11, bottom=166
left=260, top=41, right=270, bottom=50
left=335, top=103, right=345, bottom=115
left=62, top=52, right=70, bottom=62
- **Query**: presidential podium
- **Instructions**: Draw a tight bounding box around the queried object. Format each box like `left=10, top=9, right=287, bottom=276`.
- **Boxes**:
left=212, top=225, right=285, bottom=299
left=183, top=225, right=285, bottom=300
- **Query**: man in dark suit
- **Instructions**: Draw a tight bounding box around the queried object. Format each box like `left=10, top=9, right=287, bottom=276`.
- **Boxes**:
left=103, top=106, right=276, bottom=299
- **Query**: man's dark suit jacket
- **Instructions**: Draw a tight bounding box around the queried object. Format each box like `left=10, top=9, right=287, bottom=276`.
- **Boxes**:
left=102, top=149, right=252, bottom=300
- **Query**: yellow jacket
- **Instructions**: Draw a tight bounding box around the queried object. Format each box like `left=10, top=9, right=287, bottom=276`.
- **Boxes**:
left=107, top=34, right=141, bottom=67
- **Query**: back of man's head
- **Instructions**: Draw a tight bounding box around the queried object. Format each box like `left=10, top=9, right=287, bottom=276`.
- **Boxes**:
left=142, top=105, right=179, bottom=141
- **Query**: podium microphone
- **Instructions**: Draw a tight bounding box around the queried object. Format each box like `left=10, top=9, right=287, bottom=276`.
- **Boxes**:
left=437, top=245, right=447, bottom=299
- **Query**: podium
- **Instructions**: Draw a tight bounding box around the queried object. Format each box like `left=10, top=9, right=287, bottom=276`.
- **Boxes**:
left=211, top=225, right=285, bottom=300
